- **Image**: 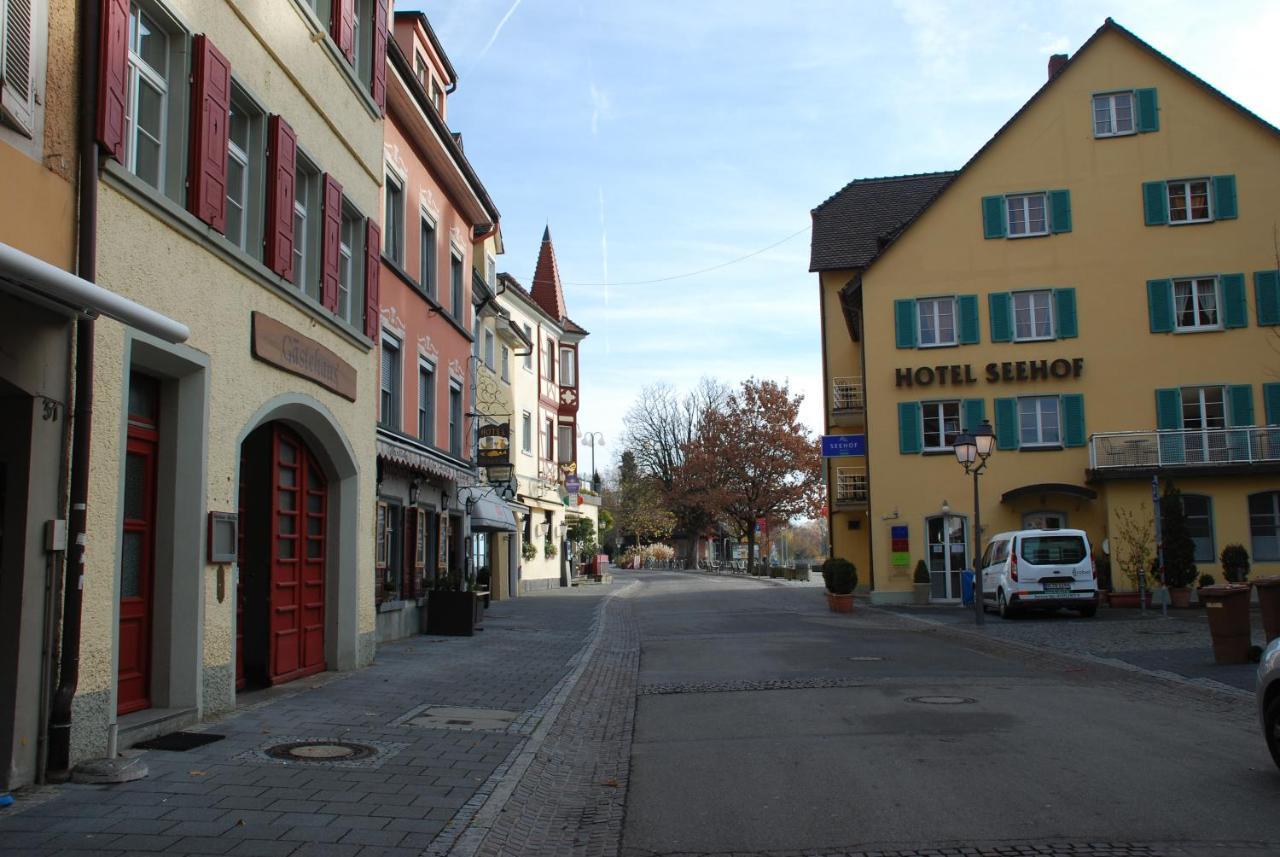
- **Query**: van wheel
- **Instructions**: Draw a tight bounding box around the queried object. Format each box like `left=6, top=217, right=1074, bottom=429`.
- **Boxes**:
left=998, top=590, right=1014, bottom=619
left=1265, top=694, right=1280, bottom=771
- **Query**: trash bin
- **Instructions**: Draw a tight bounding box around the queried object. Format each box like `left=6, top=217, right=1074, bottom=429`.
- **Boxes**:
left=1254, top=577, right=1280, bottom=643
left=1200, top=584, right=1253, bottom=664
left=961, top=569, right=975, bottom=606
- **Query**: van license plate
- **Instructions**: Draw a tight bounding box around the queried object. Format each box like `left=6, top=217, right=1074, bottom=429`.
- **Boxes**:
left=1043, top=582, right=1069, bottom=592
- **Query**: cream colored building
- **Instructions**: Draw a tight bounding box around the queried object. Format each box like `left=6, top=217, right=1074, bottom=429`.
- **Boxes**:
left=73, top=0, right=388, bottom=765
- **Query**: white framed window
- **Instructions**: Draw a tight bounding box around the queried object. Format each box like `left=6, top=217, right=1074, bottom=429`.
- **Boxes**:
left=485, top=254, right=496, bottom=288
left=1173, top=277, right=1220, bottom=332
left=1167, top=179, right=1211, bottom=224
left=1180, top=385, right=1226, bottom=431
left=544, top=416, right=554, bottom=460
left=500, top=344, right=509, bottom=383
left=430, top=79, right=443, bottom=112
left=1012, top=290, right=1053, bottom=341
left=380, top=333, right=401, bottom=430
left=125, top=4, right=169, bottom=191
left=384, top=169, right=405, bottom=265
left=1249, top=492, right=1280, bottom=562
left=413, top=52, right=428, bottom=88
left=450, top=251, right=464, bottom=321
left=557, top=424, right=574, bottom=464
left=1018, top=396, right=1061, bottom=447
left=484, top=328, right=495, bottom=370
left=916, top=297, right=956, bottom=348
left=337, top=203, right=364, bottom=326
left=226, top=86, right=264, bottom=256
left=1182, top=494, right=1215, bottom=564
left=449, top=381, right=463, bottom=457
left=1092, top=91, right=1134, bottom=137
left=522, top=324, right=533, bottom=371
left=559, top=347, right=575, bottom=386
left=1006, top=192, right=1048, bottom=237
left=521, top=411, right=532, bottom=454
left=419, top=212, right=436, bottom=298
left=293, top=153, right=321, bottom=299
left=1, top=0, right=41, bottom=134
left=921, top=401, right=961, bottom=451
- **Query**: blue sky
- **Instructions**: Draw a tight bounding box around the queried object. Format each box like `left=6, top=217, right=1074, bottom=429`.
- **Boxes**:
left=400, top=0, right=1280, bottom=469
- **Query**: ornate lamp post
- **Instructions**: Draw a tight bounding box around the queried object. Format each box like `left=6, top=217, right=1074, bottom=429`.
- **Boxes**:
left=952, top=420, right=996, bottom=626
left=580, top=432, right=605, bottom=490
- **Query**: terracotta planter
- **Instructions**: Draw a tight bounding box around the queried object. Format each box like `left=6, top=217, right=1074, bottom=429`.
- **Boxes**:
left=826, top=590, right=854, bottom=613
left=1108, top=591, right=1151, bottom=609
left=1254, top=577, right=1280, bottom=643
left=1200, top=584, right=1252, bottom=664
left=1168, top=587, right=1192, bottom=609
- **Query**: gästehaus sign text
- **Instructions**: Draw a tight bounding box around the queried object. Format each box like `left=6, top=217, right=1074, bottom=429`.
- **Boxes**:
left=895, top=357, right=1084, bottom=388
left=252, top=312, right=358, bottom=401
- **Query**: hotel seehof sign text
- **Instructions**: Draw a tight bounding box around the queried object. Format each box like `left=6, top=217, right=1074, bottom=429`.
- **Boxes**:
left=895, top=357, right=1084, bottom=388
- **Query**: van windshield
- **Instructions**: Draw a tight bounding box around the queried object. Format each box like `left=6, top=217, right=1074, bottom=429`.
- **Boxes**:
left=1019, top=535, right=1086, bottom=565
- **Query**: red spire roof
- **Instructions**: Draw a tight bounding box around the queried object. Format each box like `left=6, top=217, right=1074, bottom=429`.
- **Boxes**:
left=530, top=225, right=567, bottom=322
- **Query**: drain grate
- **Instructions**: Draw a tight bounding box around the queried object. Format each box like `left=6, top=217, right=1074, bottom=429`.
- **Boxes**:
left=908, top=695, right=976, bottom=705
left=238, top=735, right=405, bottom=769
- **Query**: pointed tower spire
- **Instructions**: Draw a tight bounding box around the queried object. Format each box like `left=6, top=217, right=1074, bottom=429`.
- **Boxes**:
left=530, top=225, right=567, bottom=321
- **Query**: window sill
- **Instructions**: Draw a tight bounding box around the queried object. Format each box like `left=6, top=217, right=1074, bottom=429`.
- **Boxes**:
left=1011, top=336, right=1056, bottom=344
left=1093, top=130, right=1136, bottom=139
left=1019, top=445, right=1064, bottom=453
left=382, top=255, right=473, bottom=341
left=1167, top=219, right=1215, bottom=227
left=286, top=0, right=381, bottom=121
left=102, top=159, right=374, bottom=352
left=1172, top=326, right=1225, bottom=335
left=917, top=342, right=960, bottom=350
left=1007, top=232, right=1051, bottom=240
left=922, top=448, right=955, bottom=457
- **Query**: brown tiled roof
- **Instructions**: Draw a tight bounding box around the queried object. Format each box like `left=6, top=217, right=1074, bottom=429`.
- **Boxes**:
left=530, top=226, right=567, bottom=321
left=809, top=171, right=955, bottom=272
left=562, top=317, right=589, bottom=335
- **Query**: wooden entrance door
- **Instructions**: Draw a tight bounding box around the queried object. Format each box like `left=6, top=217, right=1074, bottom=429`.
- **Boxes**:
left=268, top=426, right=327, bottom=684
left=118, top=376, right=159, bottom=714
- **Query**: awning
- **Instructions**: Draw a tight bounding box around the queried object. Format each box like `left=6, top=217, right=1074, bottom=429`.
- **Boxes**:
left=1000, top=483, right=1099, bottom=504
left=460, top=487, right=517, bottom=532
left=377, top=435, right=477, bottom=487
left=0, top=241, right=189, bottom=343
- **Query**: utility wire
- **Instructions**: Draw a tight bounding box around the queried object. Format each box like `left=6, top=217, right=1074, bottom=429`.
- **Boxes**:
left=562, top=225, right=810, bottom=287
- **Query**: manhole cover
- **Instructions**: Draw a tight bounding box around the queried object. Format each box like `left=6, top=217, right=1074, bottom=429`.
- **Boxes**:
left=847, top=656, right=884, bottom=662
left=907, top=695, right=976, bottom=705
left=264, top=740, right=377, bottom=762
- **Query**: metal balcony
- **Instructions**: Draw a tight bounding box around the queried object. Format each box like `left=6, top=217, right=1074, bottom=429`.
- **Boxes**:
left=833, top=467, right=869, bottom=509
left=1088, top=427, right=1280, bottom=473
left=830, top=376, right=865, bottom=427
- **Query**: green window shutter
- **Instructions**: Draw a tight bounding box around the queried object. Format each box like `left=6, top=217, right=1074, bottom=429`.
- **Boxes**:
left=1147, top=279, right=1173, bottom=333
left=1061, top=394, right=1086, bottom=448
left=981, top=195, right=1007, bottom=239
left=1142, top=181, right=1168, bottom=226
left=962, top=399, right=985, bottom=433
left=1136, top=88, right=1159, bottom=132
left=1053, top=287, right=1077, bottom=339
left=1227, top=385, right=1254, bottom=427
left=894, top=299, right=917, bottom=348
left=1220, top=273, right=1247, bottom=328
left=1049, top=189, right=1072, bottom=233
left=1263, top=382, right=1280, bottom=425
left=994, top=398, right=1019, bottom=451
left=1155, top=388, right=1182, bottom=430
left=988, top=292, right=1012, bottom=342
left=1256, top=270, right=1280, bottom=326
left=898, top=402, right=922, bottom=454
left=1212, top=175, right=1237, bottom=220
left=957, top=294, right=980, bottom=344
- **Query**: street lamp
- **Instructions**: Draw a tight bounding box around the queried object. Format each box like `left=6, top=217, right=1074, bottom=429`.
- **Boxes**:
left=952, top=419, right=996, bottom=626
left=580, top=432, right=605, bottom=490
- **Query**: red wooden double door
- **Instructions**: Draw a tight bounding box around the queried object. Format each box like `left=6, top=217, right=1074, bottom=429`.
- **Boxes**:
left=237, top=424, right=328, bottom=690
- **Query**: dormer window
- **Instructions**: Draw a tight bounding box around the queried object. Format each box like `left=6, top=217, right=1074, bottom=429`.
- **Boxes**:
left=414, top=53, right=429, bottom=87
left=430, top=79, right=443, bottom=113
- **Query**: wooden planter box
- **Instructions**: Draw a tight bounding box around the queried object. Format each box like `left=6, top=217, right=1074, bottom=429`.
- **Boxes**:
left=425, top=591, right=483, bottom=636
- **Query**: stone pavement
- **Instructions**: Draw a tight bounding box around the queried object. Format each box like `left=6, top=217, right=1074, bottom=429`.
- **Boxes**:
left=0, top=578, right=637, bottom=857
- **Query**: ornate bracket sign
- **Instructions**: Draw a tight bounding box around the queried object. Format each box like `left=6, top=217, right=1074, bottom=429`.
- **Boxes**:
left=251, top=312, right=357, bottom=401
left=478, top=422, right=511, bottom=468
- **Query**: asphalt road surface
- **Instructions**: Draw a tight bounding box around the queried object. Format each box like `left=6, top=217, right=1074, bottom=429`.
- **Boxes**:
left=619, top=571, right=1279, bottom=857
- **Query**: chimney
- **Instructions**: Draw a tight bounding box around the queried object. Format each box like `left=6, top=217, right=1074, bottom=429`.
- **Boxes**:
left=1048, top=53, right=1068, bottom=80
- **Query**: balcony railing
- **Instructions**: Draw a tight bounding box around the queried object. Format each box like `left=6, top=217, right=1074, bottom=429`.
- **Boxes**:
left=1089, top=427, right=1280, bottom=470
left=832, top=376, right=864, bottom=411
left=834, top=467, right=869, bottom=505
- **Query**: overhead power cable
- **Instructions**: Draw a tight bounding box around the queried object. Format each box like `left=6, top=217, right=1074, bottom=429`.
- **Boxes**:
left=562, top=225, right=811, bottom=287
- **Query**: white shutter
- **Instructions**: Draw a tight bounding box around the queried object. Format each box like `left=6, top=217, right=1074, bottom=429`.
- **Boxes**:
left=1, top=0, right=36, bottom=133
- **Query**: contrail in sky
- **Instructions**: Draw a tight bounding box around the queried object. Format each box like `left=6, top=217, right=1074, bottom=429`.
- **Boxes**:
left=598, top=186, right=610, bottom=356
left=478, top=0, right=523, bottom=59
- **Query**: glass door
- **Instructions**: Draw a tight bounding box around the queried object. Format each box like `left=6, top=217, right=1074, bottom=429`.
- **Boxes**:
left=926, top=514, right=969, bottom=601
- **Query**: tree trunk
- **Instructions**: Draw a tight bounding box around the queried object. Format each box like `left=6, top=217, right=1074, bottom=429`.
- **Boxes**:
left=746, top=527, right=756, bottom=575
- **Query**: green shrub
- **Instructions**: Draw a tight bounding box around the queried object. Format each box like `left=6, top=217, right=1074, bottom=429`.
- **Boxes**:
left=913, top=559, right=929, bottom=585
left=822, top=558, right=857, bottom=595
left=1220, top=544, right=1250, bottom=583
left=1198, top=573, right=1216, bottom=588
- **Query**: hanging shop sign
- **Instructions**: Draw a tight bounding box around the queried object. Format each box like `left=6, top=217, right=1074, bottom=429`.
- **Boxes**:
left=821, top=434, right=866, bottom=457
left=894, top=357, right=1084, bottom=388
left=478, top=422, right=511, bottom=468
left=251, top=312, right=357, bottom=401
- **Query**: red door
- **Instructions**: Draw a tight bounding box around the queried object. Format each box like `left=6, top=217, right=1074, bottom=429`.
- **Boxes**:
left=118, top=377, right=159, bottom=715
left=269, top=426, right=327, bottom=684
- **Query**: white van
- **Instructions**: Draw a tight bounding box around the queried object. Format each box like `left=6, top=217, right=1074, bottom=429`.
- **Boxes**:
left=979, top=528, right=1097, bottom=619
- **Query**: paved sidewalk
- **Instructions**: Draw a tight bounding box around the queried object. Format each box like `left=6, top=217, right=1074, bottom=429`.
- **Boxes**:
left=0, top=581, right=626, bottom=857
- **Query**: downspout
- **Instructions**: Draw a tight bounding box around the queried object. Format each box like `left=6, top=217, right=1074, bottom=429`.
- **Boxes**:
left=47, top=0, right=100, bottom=779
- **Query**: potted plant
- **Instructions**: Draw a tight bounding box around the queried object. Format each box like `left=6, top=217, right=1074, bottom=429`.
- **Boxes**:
left=912, top=559, right=930, bottom=605
left=1156, top=481, right=1198, bottom=608
left=1200, top=544, right=1254, bottom=664
left=425, top=561, right=483, bottom=637
left=522, top=540, right=538, bottom=562
left=823, top=557, right=857, bottom=613
left=544, top=541, right=558, bottom=560
left=1110, top=505, right=1153, bottom=608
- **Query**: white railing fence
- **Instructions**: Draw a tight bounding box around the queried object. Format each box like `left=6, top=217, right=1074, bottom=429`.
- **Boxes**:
left=835, top=467, right=869, bottom=503
left=832, top=377, right=864, bottom=411
left=1089, top=426, right=1280, bottom=469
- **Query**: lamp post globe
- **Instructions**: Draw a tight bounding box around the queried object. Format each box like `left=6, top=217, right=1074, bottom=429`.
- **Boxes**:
left=953, top=432, right=976, bottom=466
left=973, top=420, right=996, bottom=457
left=953, top=419, right=995, bottom=627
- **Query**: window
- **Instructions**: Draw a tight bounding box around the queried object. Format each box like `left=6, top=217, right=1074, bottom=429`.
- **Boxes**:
left=471, top=313, right=480, bottom=360
left=384, top=170, right=404, bottom=265
left=293, top=155, right=321, bottom=298
left=418, top=361, right=434, bottom=443
left=521, top=411, right=532, bottom=454
left=558, top=424, right=574, bottom=464
left=413, top=52, right=428, bottom=87
left=559, top=348, right=575, bottom=386
left=449, top=382, right=462, bottom=457
left=379, top=334, right=400, bottom=430
left=921, top=401, right=961, bottom=451
left=1, top=0, right=38, bottom=133
left=125, top=4, right=170, bottom=191
left=375, top=501, right=389, bottom=569
left=500, top=344, right=509, bottom=383
left=483, top=329, right=495, bottom=369
left=338, top=204, right=364, bottom=325
left=1173, top=277, right=1220, bottom=331
left=430, top=79, right=443, bottom=112
left=352, top=0, right=373, bottom=87
left=1181, top=385, right=1225, bottom=431
left=523, top=325, right=533, bottom=370
left=1167, top=179, right=1211, bottom=224
left=1250, top=492, right=1280, bottom=561
left=1007, top=193, right=1048, bottom=237
left=1092, top=91, right=1134, bottom=137
left=1018, top=396, right=1060, bottom=447
left=916, top=297, right=956, bottom=347
left=450, top=252, right=464, bottom=321
left=1182, top=495, right=1215, bottom=564
left=225, top=88, right=265, bottom=254
left=543, top=337, right=556, bottom=381
left=419, top=214, right=436, bottom=297
left=1013, top=290, right=1053, bottom=341
left=379, top=501, right=403, bottom=599
left=544, top=416, right=554, bottom=460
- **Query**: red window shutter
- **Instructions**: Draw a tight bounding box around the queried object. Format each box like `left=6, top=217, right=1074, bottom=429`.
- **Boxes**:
left=263, top=115, right=298, bottom=280
left=370, top=0, right=389, bottom=114
left=96, top=0, right=130, bottom=163
left=320, top=174, right=343, bottom=312
left=331, top=0, right=354, bottom=63
left=364, top=219, right=381, bottom=339
left=187, top=35, right=232, bottom=232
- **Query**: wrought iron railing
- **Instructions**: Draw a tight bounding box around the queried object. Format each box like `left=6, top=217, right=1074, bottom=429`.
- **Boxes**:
left=1088, top=427, right=1280, bottom=470
left=835, top=467, right=869, bottom=503
left=832, top=376, right=865, bottom=411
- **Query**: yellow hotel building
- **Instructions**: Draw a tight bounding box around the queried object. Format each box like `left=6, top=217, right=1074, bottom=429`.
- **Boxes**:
left=812, top=19, right=1280, bottom=603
